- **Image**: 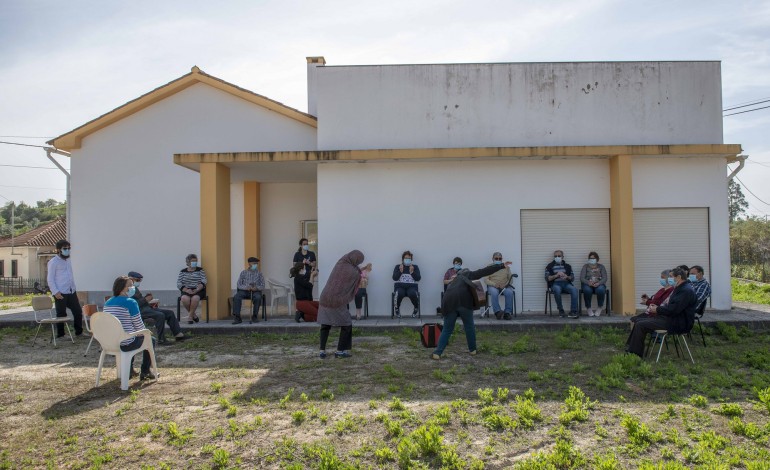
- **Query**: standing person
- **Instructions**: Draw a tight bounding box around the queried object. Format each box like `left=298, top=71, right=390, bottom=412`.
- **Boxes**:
left=177, top=254, right=207, bottom=323
left=354, top=262, right=372, bottom=320
left=688, top=265, right=711, bottom=311
left=293, top=238, right=317, bottom=269
left=128, top=271, right=186, bottom=343
left=317, top=250, right=366, bottom=359
left=392, top=250, right=421, bottom=318
left=579, top=251, right=608, bottom=316
left=232, top=257, right=265, bottom=324
left=443, top=257, right=463, bottom=291
left=292, top=263, right=319, bottom=322
left=432, top=261, right=511, bottom=359
left=485, top=252, right=516, bottom=320
left=545, top=250, right=579, bottom=318
left=46, top=239, right=83, bottom=337
left=104, top=276, right=158, bottom=381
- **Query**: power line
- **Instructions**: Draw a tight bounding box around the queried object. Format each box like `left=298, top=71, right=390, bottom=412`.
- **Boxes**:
left=724, top=104, right=770, bottom=117
left=0, top=140, right=50, bottom=149
left=735, top=176, right=770, bottom=206
left=0, top=164, right=68, bottom=170
left=724, top=96, right=770, bottom=109
left=0, top=184, right=65, bottom=190
left=723, top=98, right=770, bottom=112
left=0, top=135, right=53, bottom=139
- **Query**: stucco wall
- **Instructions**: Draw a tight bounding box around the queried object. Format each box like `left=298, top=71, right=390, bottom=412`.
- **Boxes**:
left=317, top=159, right=610, bottom=315
left=70, top=83, right=317, bottom=295
left=316, top=62, right=723, bottom=150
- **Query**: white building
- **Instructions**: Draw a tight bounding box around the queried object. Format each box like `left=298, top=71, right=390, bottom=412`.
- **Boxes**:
left=49, top=58, right=741, bottom=318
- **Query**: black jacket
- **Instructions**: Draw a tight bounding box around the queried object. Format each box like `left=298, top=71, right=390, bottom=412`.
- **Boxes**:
left=293, top=273, right=314, bottom=301
left=441, top=264, right=505, bottom=314
left=656, top=280, right=697, bottom=334
left=544, top=261, right=574, bottom=287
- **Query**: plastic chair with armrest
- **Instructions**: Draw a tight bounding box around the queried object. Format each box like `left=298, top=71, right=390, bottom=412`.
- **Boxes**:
left=91, top=310, right=158, bottom=391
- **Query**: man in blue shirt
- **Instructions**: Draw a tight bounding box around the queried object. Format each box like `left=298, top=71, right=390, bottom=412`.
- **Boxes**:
left=46, top=239, right=83, bottom=337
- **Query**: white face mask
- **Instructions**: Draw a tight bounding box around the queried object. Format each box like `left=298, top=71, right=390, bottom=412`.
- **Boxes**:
left=554, top=256, right=562, bottom=263
left=588, top=259, right=597, bottom=265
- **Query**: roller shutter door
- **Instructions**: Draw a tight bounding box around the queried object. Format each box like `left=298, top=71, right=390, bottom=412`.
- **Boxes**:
left=521, top=209, right=611, bottom=312
left=633, top=208, right=710, bottom=305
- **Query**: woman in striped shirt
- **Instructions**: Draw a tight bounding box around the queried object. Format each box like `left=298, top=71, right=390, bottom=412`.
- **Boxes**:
left=177, top=253, right=208, bottom=323
left=104, top=276, right=157, bottom=381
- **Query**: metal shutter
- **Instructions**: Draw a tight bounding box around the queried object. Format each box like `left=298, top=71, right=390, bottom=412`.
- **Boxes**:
left=633, top=208, right=710, bottom=305
left=520, top=209, right=611, bottom=312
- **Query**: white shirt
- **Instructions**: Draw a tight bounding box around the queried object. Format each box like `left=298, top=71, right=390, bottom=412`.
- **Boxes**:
left=47, top=255, right=76, bottom=295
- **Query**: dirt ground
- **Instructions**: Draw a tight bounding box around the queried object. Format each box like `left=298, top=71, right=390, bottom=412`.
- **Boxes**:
left=1, top=325, right=770, bottom=469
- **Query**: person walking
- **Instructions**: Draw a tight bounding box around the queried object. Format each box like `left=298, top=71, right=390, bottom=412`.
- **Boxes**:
left=46, top=239, right=84, bottom=337
left=317, top=250, right=367, bottom=359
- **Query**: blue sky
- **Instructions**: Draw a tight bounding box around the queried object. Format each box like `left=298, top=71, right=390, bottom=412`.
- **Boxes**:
left=0, top=0, right=768, bottom=214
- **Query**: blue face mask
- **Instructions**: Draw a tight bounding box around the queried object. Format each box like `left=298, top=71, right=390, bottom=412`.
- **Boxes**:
left=134, top=281, right=141, bottom=288
left=688, top=274, right=697, bottom=282
left=302, top=245, right=309, bottom=251
left=403, top=259, right=412, bottom=266
left=667, top=277, right=675, bottom=286
left=250, top=264, right=258, bottom=271
left=659, top=279, right=667, bottom=287
left=494, top=260, right=503, bottom=265
left=126, top=286, right=136, bottom=297
left=60, top=248, right=70, bottom=257
left=190, top=261, right=198, bottom=268
left=554, top=256, right=562, bottom=263
left=454, top=264, right=462, bottom=270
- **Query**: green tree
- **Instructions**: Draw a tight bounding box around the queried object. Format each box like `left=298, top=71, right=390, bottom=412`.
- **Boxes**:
left=728, top=179, right=749, bottom=222
left=0, top=200, right=65, bottom=237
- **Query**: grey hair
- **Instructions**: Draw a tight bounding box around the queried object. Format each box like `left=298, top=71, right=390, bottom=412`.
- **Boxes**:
left=185, top=253, right=198, bottom=264
left=660, top=269, right=671, bottom=277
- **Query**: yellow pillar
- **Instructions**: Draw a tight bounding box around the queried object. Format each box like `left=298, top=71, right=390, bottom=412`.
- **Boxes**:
left=243, top=182, right=260, bottom=259
left=200, top=162, right=231, bottom=320
left=609, top=155, right=636, bottom=315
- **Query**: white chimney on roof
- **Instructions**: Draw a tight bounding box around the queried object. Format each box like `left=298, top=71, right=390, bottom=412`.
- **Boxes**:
left=306, top=56, right=326, bottom=116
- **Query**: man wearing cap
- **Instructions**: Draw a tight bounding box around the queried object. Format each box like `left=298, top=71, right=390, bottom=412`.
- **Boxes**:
left=47, top=239, right=84, bottom=337
left=232, top=257, right=265, bottom=324
left=128, top=271, right=186, bottom=343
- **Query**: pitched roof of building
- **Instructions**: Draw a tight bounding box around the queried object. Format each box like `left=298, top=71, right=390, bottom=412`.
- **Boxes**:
left=48, top=66, right=317, bottom=151
left=0, top=217, right=67, bottom=248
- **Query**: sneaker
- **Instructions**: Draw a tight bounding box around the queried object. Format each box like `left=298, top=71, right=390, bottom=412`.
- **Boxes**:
left=412, top=309, right=418, bottom=318
left=596, top=307, right=604, bottom=316
left=431, top=353, right=441, bottom=360
left=158, top=338, right=171, bottom=345
left=494, top=311, right=503, bottom=320
left=558, top=310, right=566, bottom=318
left=334, top=351, right=352, bottom=359
left=395, top=308, right=401, bottom=319
left=174, top=334, right=187, bottom=342
left=294, top=311, right=303, bottom=323
left=503, top=313, right=512, bottom=320
left=140, top=371, right=160, bottom=381
left=232, top=317, right=243, bottom=325
left=567, top=311, right=579, bottom=319
left=129, top=368, right=138, bottom=379
left=585, top=308, right=594, bottom=317
left=469, top=350, right=477, bottom=356
left=319, top=351, right=328, bottom=359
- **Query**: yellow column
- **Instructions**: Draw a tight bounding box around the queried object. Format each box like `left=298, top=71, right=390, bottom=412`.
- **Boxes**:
left=243, top=182, right=260, bottom=259
left=200, top=163, right=231, bottom=320
left=609, top=155, right=636, bottom=315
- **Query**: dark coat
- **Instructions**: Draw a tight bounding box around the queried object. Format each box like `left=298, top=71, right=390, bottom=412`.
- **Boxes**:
left=656, top=280, right=697, bottom=334
left=544, top=261, right=574, bottom=287
left=442, top=264, right=505, bottom=314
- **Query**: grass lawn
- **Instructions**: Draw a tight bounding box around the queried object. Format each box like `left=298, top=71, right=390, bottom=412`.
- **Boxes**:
left=0, top=293, right=33, bottom=310
left=2, top=324, right=770, bottom=469
left=732, top=278, right=770, bottom=306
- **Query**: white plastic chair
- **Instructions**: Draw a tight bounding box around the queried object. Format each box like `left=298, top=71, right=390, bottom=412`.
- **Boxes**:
left=31, top=296, right=74, bottom=346
left=91, top=310, right=158, bottom=391
left=267, top=278, right=295, bottom=317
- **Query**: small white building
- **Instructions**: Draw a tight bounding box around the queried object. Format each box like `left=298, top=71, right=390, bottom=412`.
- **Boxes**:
left=0, top=217, right=66, bottom=285
left=49, top=58, right=741, bottom=318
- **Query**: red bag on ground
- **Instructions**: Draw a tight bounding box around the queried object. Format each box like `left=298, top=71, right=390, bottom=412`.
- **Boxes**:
left=420, top=323, right=443, bottom=348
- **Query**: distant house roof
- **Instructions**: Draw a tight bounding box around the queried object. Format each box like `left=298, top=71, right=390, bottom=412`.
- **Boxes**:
left=0, top=217, right=67, bottom=248
left=48, top=66, right=317, bottom=151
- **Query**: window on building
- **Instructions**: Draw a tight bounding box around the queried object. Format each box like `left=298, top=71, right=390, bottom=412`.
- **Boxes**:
left=0, top=260, right=4, bottom=277
left=11, top=260, right=18, bottom=278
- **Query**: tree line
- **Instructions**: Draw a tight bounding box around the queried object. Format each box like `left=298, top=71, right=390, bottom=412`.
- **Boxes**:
left=0, top=200, right=65, bottom=238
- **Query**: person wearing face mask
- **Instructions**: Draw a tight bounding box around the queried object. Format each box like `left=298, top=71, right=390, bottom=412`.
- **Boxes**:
left=688, top=265, right=711, bottom=311
left=231, top=257, right=265, bottom=324
left=177, top=253, right=207, bottom=323
left=443, top=257, right=464, bottom=292
left=392, top=250, right=421, bottom=318
left=292, top=262, right=319, bottom=322
left=624, top=269, right=675, bottom=348
left=544, top=250, right=580, bottom=318
left=46, top=239, right=84, bottom=338
left=626, top=267, right=697, bottom=357
left=104, top=276, right=158, bottom=381
left=579, top=251, right=608, bottom=317
left=293, top=238, right=317, bottom=270
left=128, top=271, right=186, bottom=343
left=485, top=252, right=516, bottom=320
left=354, top=262, right=372, bottom=320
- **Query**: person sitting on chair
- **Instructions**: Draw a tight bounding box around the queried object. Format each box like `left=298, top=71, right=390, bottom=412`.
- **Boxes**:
left=354, top=262, right=372, bottom=320
left=177, top=253, right=207, bottom=324
left=579, top=251, right=608, bottom=317
left=128, top=271, right=186, bottom=343
left=545, top=250, right=579, bottom=318
left=292, top=262, right=319, bottom=322
left=392, top=250, right=421, bottom=318
left=485, top=252, right=516, bottom=320
left=688, top=265, right=711, bottom=311
left=443, top=257, right=463, bottom=292
left=626, top=267, right=697, bottom=357
left=231, top=257, right=265, bottom=324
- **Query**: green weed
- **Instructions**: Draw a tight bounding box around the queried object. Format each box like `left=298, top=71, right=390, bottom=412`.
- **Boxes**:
left=559, top=386, right=596, bottom=425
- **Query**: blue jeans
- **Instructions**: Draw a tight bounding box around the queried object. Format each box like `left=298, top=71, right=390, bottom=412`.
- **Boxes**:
left=551, top=281, right=578, bottom=313
left=433, top=308, right=476, bottom=356
left=232, top=290, right=262, bottom=318
left=581, top=284, right=606, bottom=308
left=487, top=286, right=514, bottom=314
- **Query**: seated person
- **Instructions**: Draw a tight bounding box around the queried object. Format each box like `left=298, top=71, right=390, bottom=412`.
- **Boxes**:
left=624, top=269, right=674, bottom=348
left=485, top=252, right=516, bottom=320
left=104, top=276, right=158, bottom=381
left=177, top=253, right=207, bottom=323
left=544, top=250, right=579, bottom=318
left=232, top=257, right=265, bottom=324
left=689, top=265, right=711, bottom=311
left=392, top=250, right=421, bottom=318
left=443, top=257, right=463, bottom=292
left=579, top=251, right=608, bottom=317
left=354, top=262, right=372, bottom=320
left=293, top=263, right=319, bottom=322
left=128, top=271, right=186, bottom=343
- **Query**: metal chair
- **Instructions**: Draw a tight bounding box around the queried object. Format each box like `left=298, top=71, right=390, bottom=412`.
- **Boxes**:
left=229, top=294, right=267, bottom=322
left=690, top=302, right=707, bottom=347
left=392, top=290, right=420, bottom=319
left=91, top=310, right=158, bottom=391
left=578, top=287, right=611, bottom=316
left=646, top=329, right=695, bottom=364
left=176, top=295, right=209, bottom=323
left=82, top=304, right=98, bottom=356
left=481, top=274, right=518, bottom=318
left=31, top=296, right=74, bottom=347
